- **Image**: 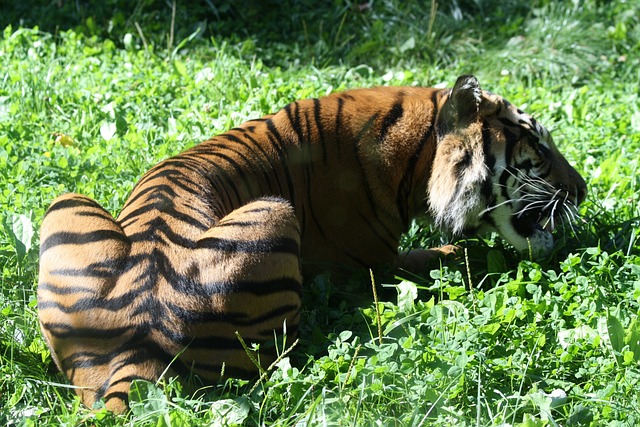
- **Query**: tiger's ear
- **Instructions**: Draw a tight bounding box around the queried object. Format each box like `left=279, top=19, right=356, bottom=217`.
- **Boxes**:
left=438, top=75, right=482, bottom=134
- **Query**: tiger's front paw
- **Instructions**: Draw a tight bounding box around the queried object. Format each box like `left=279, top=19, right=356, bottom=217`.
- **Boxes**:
left=396, top=245, right=460, bottom=273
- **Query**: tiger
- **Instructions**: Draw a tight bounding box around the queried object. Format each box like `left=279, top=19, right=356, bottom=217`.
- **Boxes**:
left=37, top=75, right=587, bottom=412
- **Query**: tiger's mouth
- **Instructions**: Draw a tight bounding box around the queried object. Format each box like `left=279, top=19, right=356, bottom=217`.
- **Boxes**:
left=514, top=204, right=558, bottom=237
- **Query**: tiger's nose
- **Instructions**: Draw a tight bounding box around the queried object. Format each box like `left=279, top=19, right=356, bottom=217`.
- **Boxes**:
left=576, top=183, right=587, bottom=205
left=573, top=169, right=587, bottom=205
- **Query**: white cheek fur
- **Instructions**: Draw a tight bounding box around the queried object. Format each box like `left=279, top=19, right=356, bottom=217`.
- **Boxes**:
left=427, top=125, right=488, bottom=235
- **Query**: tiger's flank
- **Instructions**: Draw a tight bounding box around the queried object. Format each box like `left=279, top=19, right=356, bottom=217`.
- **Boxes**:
left=37, top=75, right=586, bottom=412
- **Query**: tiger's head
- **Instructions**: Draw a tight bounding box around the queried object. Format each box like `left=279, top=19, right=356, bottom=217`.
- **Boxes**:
left=428, top=75, right=587, bottom=258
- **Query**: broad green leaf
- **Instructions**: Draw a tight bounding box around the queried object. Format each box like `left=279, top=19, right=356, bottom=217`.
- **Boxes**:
left=210, top=396, right=251, bottom=426
left=128, top=380, right=168, bottom=417
left=479, top=322, right=501, bottom=335
left=623, top=350, right=635, bottom=365
left=396, top=280, right=418, bottom=312
left=4, top=213, right=34, bottom=260
left=606, top=314, right=625, bottom=353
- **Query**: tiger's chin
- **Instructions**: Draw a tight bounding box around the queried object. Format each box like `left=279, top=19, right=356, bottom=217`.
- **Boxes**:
left=502, top=224, right=554, bottom=259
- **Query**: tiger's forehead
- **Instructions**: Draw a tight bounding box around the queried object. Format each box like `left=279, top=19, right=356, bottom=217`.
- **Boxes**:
left=487, top=91, right=553, bottom=148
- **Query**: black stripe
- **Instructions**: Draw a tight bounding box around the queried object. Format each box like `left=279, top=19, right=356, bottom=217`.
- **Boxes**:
left=480, top=125, right=494, bottom=204
left=313, top=98, right=327, bottom=164
left=102, top=373, right=157, bottom=406
left=207, top=151, right=258, bottom=200
left=498, top=117, right=518, bottom=128
left=60, top=332, right=191, bottom=378
left=130, top=158, right=206, bottom=200
left=38, top=281, right=101, bottom=295
left=514, top=158, right=533, bottom=170
left=126, top=218, right=196, bottom=247
left=140, top=249, right=300, bottom=297
left=351, top=114, right=381, bottom=220
left=41, top=322, right=132, bottom=339
left=163, top=154, right=240, bottom=212
left=74, top=210, right=116, bottom=220
left=40, top=230, right=129, bottom=254
left=503, top=127, right=517, bottom=169
left=265, top=118, right=296, bottom=201
left=44, top=197, right=101, bottom=217
left=38, top=291, right=139, bottom=312
left=242, top=132, right=287, bottom=196
left=379, top=101, right=404, bottom=142
left=482, top=124, right=496, bottom=172
left=284, top=102, right=304, bottom=143
left=117, top=184, right=175, bottom=221
left=130, top=181, right=178, bottom=202
left=499, top=167, right=516, bottom=200
left=45, top=204, right=115, bottom=224
left=204, top=169, right=236, bottom=214
left=305, top=178, right=327, bottom=241
left=49, top=258, right=129, bottom=278
left=102, top=391, right=129, bottom=406
left=101, top=374, right=156, bottom=406
left=216, top=219, right=262, bottom=227
left=153, top=321, right=250, bottom=350
left=201, top=277, right=302, bottom=297
left=138, top=165, right=206, bottom=197
left=165, top=302, right=300, bottom=326
left=119, top=188, right=211, bottom=230
left=197, top=236, right=299, bottom=254
left=109, top=374, right=154, bottom=389
left=215, top=135, right=274, bottom=186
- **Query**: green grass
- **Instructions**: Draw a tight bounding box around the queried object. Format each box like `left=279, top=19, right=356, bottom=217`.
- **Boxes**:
left=1, top=0, right=639, bottom=425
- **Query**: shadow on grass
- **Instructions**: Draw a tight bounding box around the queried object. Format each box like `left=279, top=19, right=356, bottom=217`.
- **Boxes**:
left=3, top=0, right=545, bottom=68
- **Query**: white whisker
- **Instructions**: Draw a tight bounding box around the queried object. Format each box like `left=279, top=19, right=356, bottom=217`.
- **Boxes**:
left=512, top=200, right=548, bottom=215
left=489, top=166, right=583, bottom=236
left=562, top=203, right=578, bottom=222
left=479, top=197, right=522, bottom=215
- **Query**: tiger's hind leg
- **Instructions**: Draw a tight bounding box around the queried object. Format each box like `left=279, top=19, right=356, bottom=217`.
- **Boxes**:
left=161, top=196, right=303, bottom=384
left=38, top=194, right=302, bottom=412
left=37, top=193, right=134, bottom=412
